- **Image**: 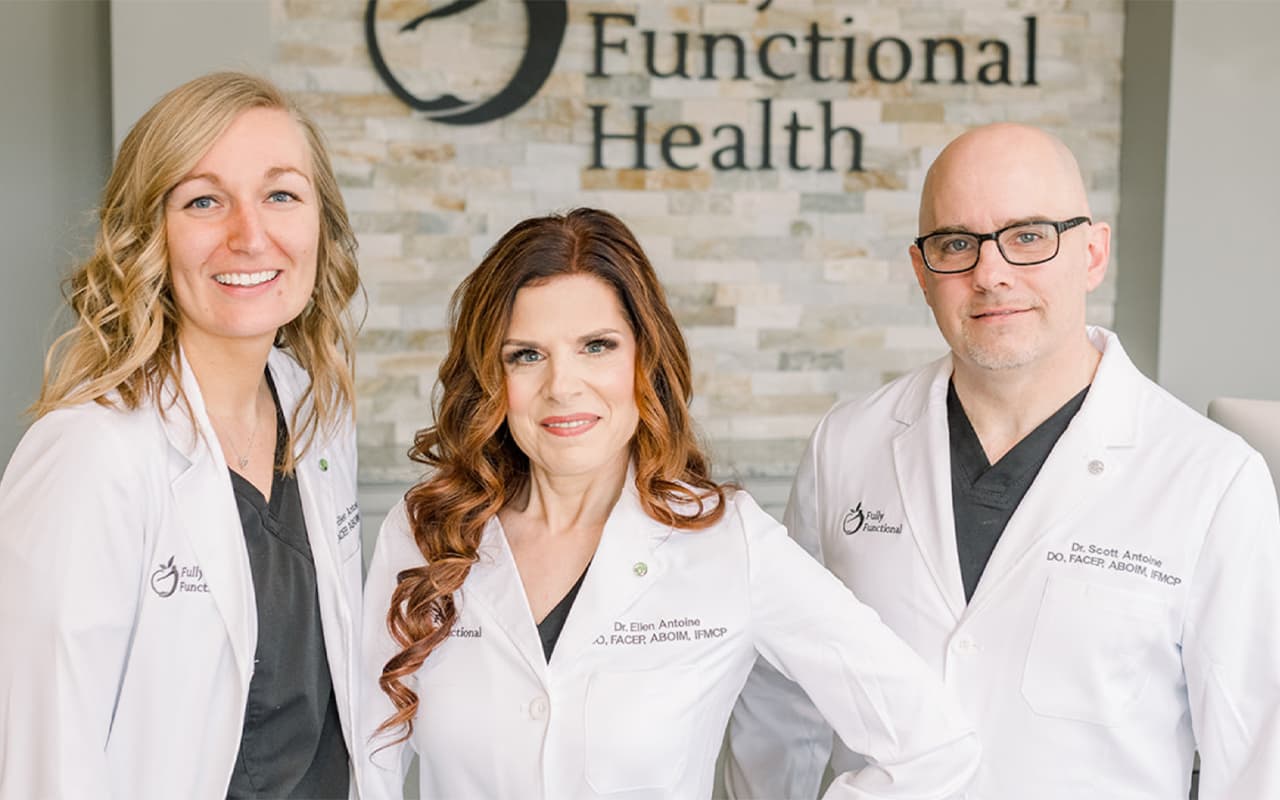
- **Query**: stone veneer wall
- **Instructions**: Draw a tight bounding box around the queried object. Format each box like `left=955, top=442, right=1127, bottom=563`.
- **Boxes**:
left=272, top=0, right=1123, bottom=518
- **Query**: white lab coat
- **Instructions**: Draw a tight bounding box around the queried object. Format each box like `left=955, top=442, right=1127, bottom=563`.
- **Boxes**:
left=0, top=348, right=364, bottom=799
left=727, top=327, right=1280, bottom=799
left=360, top=477, right=980, bottom=800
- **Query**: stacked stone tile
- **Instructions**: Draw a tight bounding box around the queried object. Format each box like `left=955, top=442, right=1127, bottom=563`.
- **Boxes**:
left=272, top=0, right=1122, bottom=515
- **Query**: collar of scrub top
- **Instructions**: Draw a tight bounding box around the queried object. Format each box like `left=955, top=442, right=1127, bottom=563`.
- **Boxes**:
left=887, top=327, right=1136, bottom=440
left=886, top=326, right=1142, bottom=622
left=461, top=460, right=678, bottom=677
left=157, top=346, right=308, bottom=464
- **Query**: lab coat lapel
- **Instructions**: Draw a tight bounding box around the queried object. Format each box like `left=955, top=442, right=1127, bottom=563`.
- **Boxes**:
left=891, top=357, right=967, bottom=622
left=965, top=329, right=1139, bottom=616
left=464, top=517, right=549, bottom=680
left=161, top=348, right=256, bottom=685
left=270, top=353, right=344, bottom=610
left=268, top=352, right=354, bottom=703
left=549, top=478, right=673, bottom=667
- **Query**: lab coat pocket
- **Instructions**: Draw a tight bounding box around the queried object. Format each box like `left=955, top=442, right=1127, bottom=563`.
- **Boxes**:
left=1021, top=574, right=1164, bottom=727
left=584, top=665, right=701, bottom=793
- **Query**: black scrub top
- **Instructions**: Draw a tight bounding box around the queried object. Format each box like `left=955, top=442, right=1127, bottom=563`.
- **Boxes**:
left=537, top=565, right=589, bottom=661
left=949, top=380, right=1089, bottom=602
left=226, top=383, right=349, bottom=799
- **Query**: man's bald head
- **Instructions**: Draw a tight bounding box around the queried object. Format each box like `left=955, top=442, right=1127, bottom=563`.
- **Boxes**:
left=908, top=122, right=1111, bottom=381
left=919, top=124, right=1091, bottom=234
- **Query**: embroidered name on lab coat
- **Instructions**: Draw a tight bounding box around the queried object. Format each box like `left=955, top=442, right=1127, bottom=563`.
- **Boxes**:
left=336, top=502, right=360, bottom=542
left=593, top=616, right=728, bottom=646
left=1044, top=541, right=1183, bottom=586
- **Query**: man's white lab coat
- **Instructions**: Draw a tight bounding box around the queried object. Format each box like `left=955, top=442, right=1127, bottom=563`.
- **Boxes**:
left=728, top=328, right=1280, bottom=799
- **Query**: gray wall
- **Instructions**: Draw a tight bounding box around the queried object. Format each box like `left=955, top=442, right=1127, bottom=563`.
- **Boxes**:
left=0, top=1, right=112, bottom=462
left=1114, top=0, right=1174, bottom=379
left=111, top=0, right=271, bottom=144
left=0, top=0, right=272, bottom=464
left=1156, top=0, right=1280, bottom=411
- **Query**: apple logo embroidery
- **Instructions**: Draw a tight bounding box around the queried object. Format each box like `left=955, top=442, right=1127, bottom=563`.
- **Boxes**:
left=842, top=503, right=865, bottom=536
left=150, top=556, right=178, bottom=597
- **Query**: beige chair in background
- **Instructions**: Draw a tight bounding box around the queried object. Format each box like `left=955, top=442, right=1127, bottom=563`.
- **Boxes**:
left=1208, top=397, right=1280, bottom=500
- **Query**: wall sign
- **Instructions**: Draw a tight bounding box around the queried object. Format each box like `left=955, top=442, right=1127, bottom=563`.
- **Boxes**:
left=364, top=0, right=568, bottom=125
left=366, top=2, right=1039, bottom=172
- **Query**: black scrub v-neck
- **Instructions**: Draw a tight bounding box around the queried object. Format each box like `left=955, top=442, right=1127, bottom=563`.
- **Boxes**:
left=537, top=565, right=589, bottom=662
left=948, top=380, right=1088, bottom=603
left=225, top=379, right=349, bottom=799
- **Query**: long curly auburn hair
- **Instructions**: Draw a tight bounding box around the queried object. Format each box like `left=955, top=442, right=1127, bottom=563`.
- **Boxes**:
left=377, top=208, right=729, bottom=741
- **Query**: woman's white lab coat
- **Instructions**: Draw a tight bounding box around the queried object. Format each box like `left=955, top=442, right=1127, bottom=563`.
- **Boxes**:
left=0, top=349, right=363, bottom=799
left=360, top=478, right=980, bottom=799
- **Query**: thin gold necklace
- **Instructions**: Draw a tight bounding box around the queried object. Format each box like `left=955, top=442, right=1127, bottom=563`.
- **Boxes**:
left=226, top=420, right=259, bottom=470
left=216, top=403, right=263, bottom=471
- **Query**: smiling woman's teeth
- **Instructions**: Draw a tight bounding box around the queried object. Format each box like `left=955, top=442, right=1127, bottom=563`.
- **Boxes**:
left=546, top=419, right=592, bottom=429
left=215, top=270, right=279, bottom=287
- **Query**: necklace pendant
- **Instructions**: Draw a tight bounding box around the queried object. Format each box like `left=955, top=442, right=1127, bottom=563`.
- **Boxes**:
left=237, top=456, right=249, bottom=469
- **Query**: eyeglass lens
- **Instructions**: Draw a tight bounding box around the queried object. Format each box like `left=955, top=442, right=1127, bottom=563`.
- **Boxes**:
left=924, top=222, right=1060, bottom=272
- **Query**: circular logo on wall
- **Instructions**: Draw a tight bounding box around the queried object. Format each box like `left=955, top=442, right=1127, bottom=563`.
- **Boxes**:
left=364, top=0, right=569, bottom=125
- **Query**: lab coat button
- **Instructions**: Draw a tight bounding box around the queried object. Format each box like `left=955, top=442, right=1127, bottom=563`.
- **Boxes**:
left=633, top=562, right=648, bottom=577
left=951, top=635, right=978, bottom=654
left=1088, top=459, right=1105, bottom=475
left=529, top=696, right=549, bottom=720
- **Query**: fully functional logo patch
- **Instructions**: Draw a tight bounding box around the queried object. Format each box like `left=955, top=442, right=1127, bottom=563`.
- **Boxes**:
left=841, top=502, right=903, bottom=535
left=149, top=555, right=210, bottom=597
left=842, top=503, right=865, bottom=535
left=365, top=0, right=568, bottom=125
left=150, top=556, right=178, bottom=597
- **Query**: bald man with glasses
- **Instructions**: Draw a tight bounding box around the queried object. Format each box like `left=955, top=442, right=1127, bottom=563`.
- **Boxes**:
left=727, top=123, right=1280, bottom=799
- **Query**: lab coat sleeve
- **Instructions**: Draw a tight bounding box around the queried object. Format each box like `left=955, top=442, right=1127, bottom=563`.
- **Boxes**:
left=725, top=427, right=836, bottom=800
left=358, top=499, right=422, bottom=800
left=0, top=410, right=148, bottom=798
left=1182, top=451, right=1280, bottom=799
left=738, top=492, right=980, bottom=800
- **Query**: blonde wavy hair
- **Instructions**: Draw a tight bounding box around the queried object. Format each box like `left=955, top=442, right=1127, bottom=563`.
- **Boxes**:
left=34, top=72, right=360, bottom=468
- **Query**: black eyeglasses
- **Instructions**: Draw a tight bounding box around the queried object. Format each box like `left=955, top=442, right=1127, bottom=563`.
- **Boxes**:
left=915, top=216, right=1091, bottom=274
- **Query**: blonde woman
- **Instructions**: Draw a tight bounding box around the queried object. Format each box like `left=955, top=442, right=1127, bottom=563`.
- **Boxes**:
left=0, top=73, right=363, bottom=799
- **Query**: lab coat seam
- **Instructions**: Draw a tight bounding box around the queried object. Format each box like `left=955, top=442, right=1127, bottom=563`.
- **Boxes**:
left=1205, top=659, right=1251, bottom=746
left=48, top=411, right=152, bottom=603
left=737, top=495, right=760, bottom=652
left=29, top=408, right=169, bottom=768
left=811, top=411, right=829, bottom=566
left=1177, top=451, right=1254, bottom=650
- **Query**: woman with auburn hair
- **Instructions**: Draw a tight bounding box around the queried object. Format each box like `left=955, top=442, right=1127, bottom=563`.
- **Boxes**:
left=0, top=72, right=363, bottom=799
left=360, top=207, right=980, bottom=799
